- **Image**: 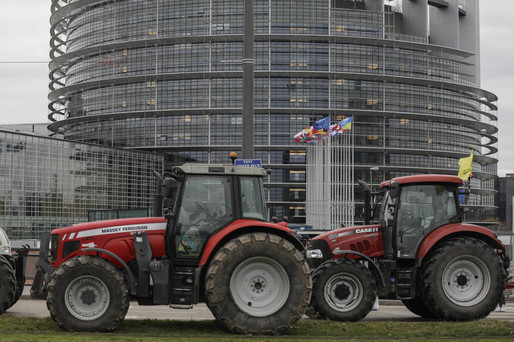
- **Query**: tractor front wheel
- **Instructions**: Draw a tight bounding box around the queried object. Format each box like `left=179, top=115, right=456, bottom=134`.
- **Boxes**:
left=47, top=255, right=129, bottom=331
left=311, top=258, right=377, bottom=322
left=205, top=233, right=312, bottom=335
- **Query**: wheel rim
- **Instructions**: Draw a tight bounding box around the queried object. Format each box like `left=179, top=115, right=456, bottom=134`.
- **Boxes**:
left=230, top=257, right=290, bottom=317
left=65, top=275, right=110, bottom=321
left=324, top=272, right=363, bottom=312
left=441, top=255, right=491, bottom=306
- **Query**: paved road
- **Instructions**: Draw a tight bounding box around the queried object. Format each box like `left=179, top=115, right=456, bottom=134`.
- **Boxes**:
left=5, top=290, right=514, bottom=323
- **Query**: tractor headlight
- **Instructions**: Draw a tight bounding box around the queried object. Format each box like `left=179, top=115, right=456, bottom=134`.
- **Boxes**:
left=0, top=245, right=10, bottom=255
left=306, top=249, right=324, bottom=259
left=49, top=234, right=60, bottom=262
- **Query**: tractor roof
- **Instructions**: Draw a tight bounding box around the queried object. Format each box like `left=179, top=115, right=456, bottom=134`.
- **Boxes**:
left=173, top=163, right=268, bottom=177
left=380, top=174, right=463, bottom=188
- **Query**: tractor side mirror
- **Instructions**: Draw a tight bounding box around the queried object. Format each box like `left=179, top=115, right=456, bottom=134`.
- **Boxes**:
left=389, top=181, right=400, bottom=199
left=163, top=178, right=175, bottom=199
left=163, top=206, right=174, bottom=219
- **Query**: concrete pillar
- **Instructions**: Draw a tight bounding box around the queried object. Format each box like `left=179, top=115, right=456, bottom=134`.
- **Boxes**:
left=458, top=0, right=480, bottom=85
left=403, top=0, right=429, bottom=38
left=429, top=0, right=459, bottom=48
left=364, top=0, right=383, bottom=12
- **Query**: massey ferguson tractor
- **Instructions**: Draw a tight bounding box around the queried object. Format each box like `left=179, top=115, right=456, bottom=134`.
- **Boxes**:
left=306, top=174, right=509, bottom=322
left=0, top=227, right=28, bottom=314
left=32, top=163, right=311, bottom=334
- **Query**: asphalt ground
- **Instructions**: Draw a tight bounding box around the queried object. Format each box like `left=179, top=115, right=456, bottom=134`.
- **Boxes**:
left=6, top=286, right=514, bottom=323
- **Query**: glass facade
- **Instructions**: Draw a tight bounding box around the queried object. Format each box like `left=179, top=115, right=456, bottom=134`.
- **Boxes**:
left=0, top=129, right=164, bottom=239
left=48, top=0, right=498, bottom=224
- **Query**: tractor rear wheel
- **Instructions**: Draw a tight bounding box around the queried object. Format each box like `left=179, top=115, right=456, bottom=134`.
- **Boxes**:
left=311, top=258, right=376, bottom=322
left=205, top=233, right=312, bottom=335
left=47, top=255, right=129, bottom=331
left=0, top=255, right=16, bottom=314
left=401, top=297, right=437, bottom=319
left=421, top=237, right=503, bottom=320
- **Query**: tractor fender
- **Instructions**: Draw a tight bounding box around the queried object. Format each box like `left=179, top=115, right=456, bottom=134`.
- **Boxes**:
left=81, top=247, right=136, bottom=295
left=417, top=223, right=504, bottom=259
left=199, top=220, right=301, bottom=266
left=331, top=249, right=386, bottom=290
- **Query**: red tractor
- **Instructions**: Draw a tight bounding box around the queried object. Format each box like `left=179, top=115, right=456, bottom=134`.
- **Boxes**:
left=305, top=174, right=509, bottom=321
left=33, top=163, right=311, bottom=334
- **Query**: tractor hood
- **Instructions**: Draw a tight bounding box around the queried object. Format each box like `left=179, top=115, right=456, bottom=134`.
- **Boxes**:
left=306, top=224, right=384, bottom=267
left=49, top=217, right=168, bottom=266
left=313, top=224, right=382, bottom=243
left=51, top=217, right=167, bottom=239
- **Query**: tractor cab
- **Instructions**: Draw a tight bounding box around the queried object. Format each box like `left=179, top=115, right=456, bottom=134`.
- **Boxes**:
left=163, top=163, right=268, bottom=262
left=379, top=175, right=462, bottom=260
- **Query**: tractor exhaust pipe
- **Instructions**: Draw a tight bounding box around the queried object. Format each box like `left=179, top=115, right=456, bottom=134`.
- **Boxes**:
left=153, top=170, right=163, bottom=217
left=358, top=179, right=371, bottom=225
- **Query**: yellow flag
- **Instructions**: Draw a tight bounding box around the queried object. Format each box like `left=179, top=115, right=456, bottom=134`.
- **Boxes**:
left=458, top=150, right=473, bottom=180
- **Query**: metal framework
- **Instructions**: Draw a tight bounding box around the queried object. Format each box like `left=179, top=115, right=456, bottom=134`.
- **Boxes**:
left=306, top=128, right=355, bottom=229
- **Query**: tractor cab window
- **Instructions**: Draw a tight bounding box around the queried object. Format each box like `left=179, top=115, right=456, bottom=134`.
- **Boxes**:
left=240, top=177, right=267, bottom=221
left=396, top=184, right=457, bottom=258
left=175, top=176, right=233, bottom=258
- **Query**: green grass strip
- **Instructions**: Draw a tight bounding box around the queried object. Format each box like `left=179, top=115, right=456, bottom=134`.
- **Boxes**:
left=0, top=316, right=513, bottom=342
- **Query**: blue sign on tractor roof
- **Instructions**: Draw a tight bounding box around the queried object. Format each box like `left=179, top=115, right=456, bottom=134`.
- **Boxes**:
left=234, top=159, right=262, bottom=168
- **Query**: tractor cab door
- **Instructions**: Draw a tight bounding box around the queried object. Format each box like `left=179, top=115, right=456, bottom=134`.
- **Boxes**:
left=395, top=184, right=458, bottom=259
left=169, top=175, right=234, bottom=261
left=379, top=190, right=395, bottom=259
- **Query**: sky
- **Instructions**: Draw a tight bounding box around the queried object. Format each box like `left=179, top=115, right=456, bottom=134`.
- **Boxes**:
left=0, top=1, right=512, bottom=176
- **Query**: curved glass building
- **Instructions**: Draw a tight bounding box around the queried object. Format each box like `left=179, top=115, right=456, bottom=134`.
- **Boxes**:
left=48, top=0, right=498, bottom=225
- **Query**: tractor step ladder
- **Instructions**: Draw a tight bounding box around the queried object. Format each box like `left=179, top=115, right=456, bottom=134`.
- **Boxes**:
left=396, top=268, right=414, bottom=299
left=170, top=266, right=199, bottom=305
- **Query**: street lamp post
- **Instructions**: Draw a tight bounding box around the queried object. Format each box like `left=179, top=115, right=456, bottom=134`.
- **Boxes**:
left=242, top=0, right=254, bottom=159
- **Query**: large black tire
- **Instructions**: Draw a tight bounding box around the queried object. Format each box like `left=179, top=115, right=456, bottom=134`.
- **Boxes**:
left=205, top=233, right=312, bottom=335
left=9, top=261, right=25, bottom=310
left=10, top=247, right=29, bottom=309
left=10, top=281, right=23, bottom=309
left=421, top=237, right=504, bottom=321
left=46, top=255, right=130, bottom=331
left=0, top=255, right=16, bottom=314
left=401, top=297, right=437, bottom=319
left=311, top=258, right=376, bottom=322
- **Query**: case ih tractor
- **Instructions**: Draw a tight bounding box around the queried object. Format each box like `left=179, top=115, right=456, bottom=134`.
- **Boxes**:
left=306, top=174, right=509, bottom=322
left=0, top=228, right=28, bottom=314
left=33, top=163, right=311, bottom=334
